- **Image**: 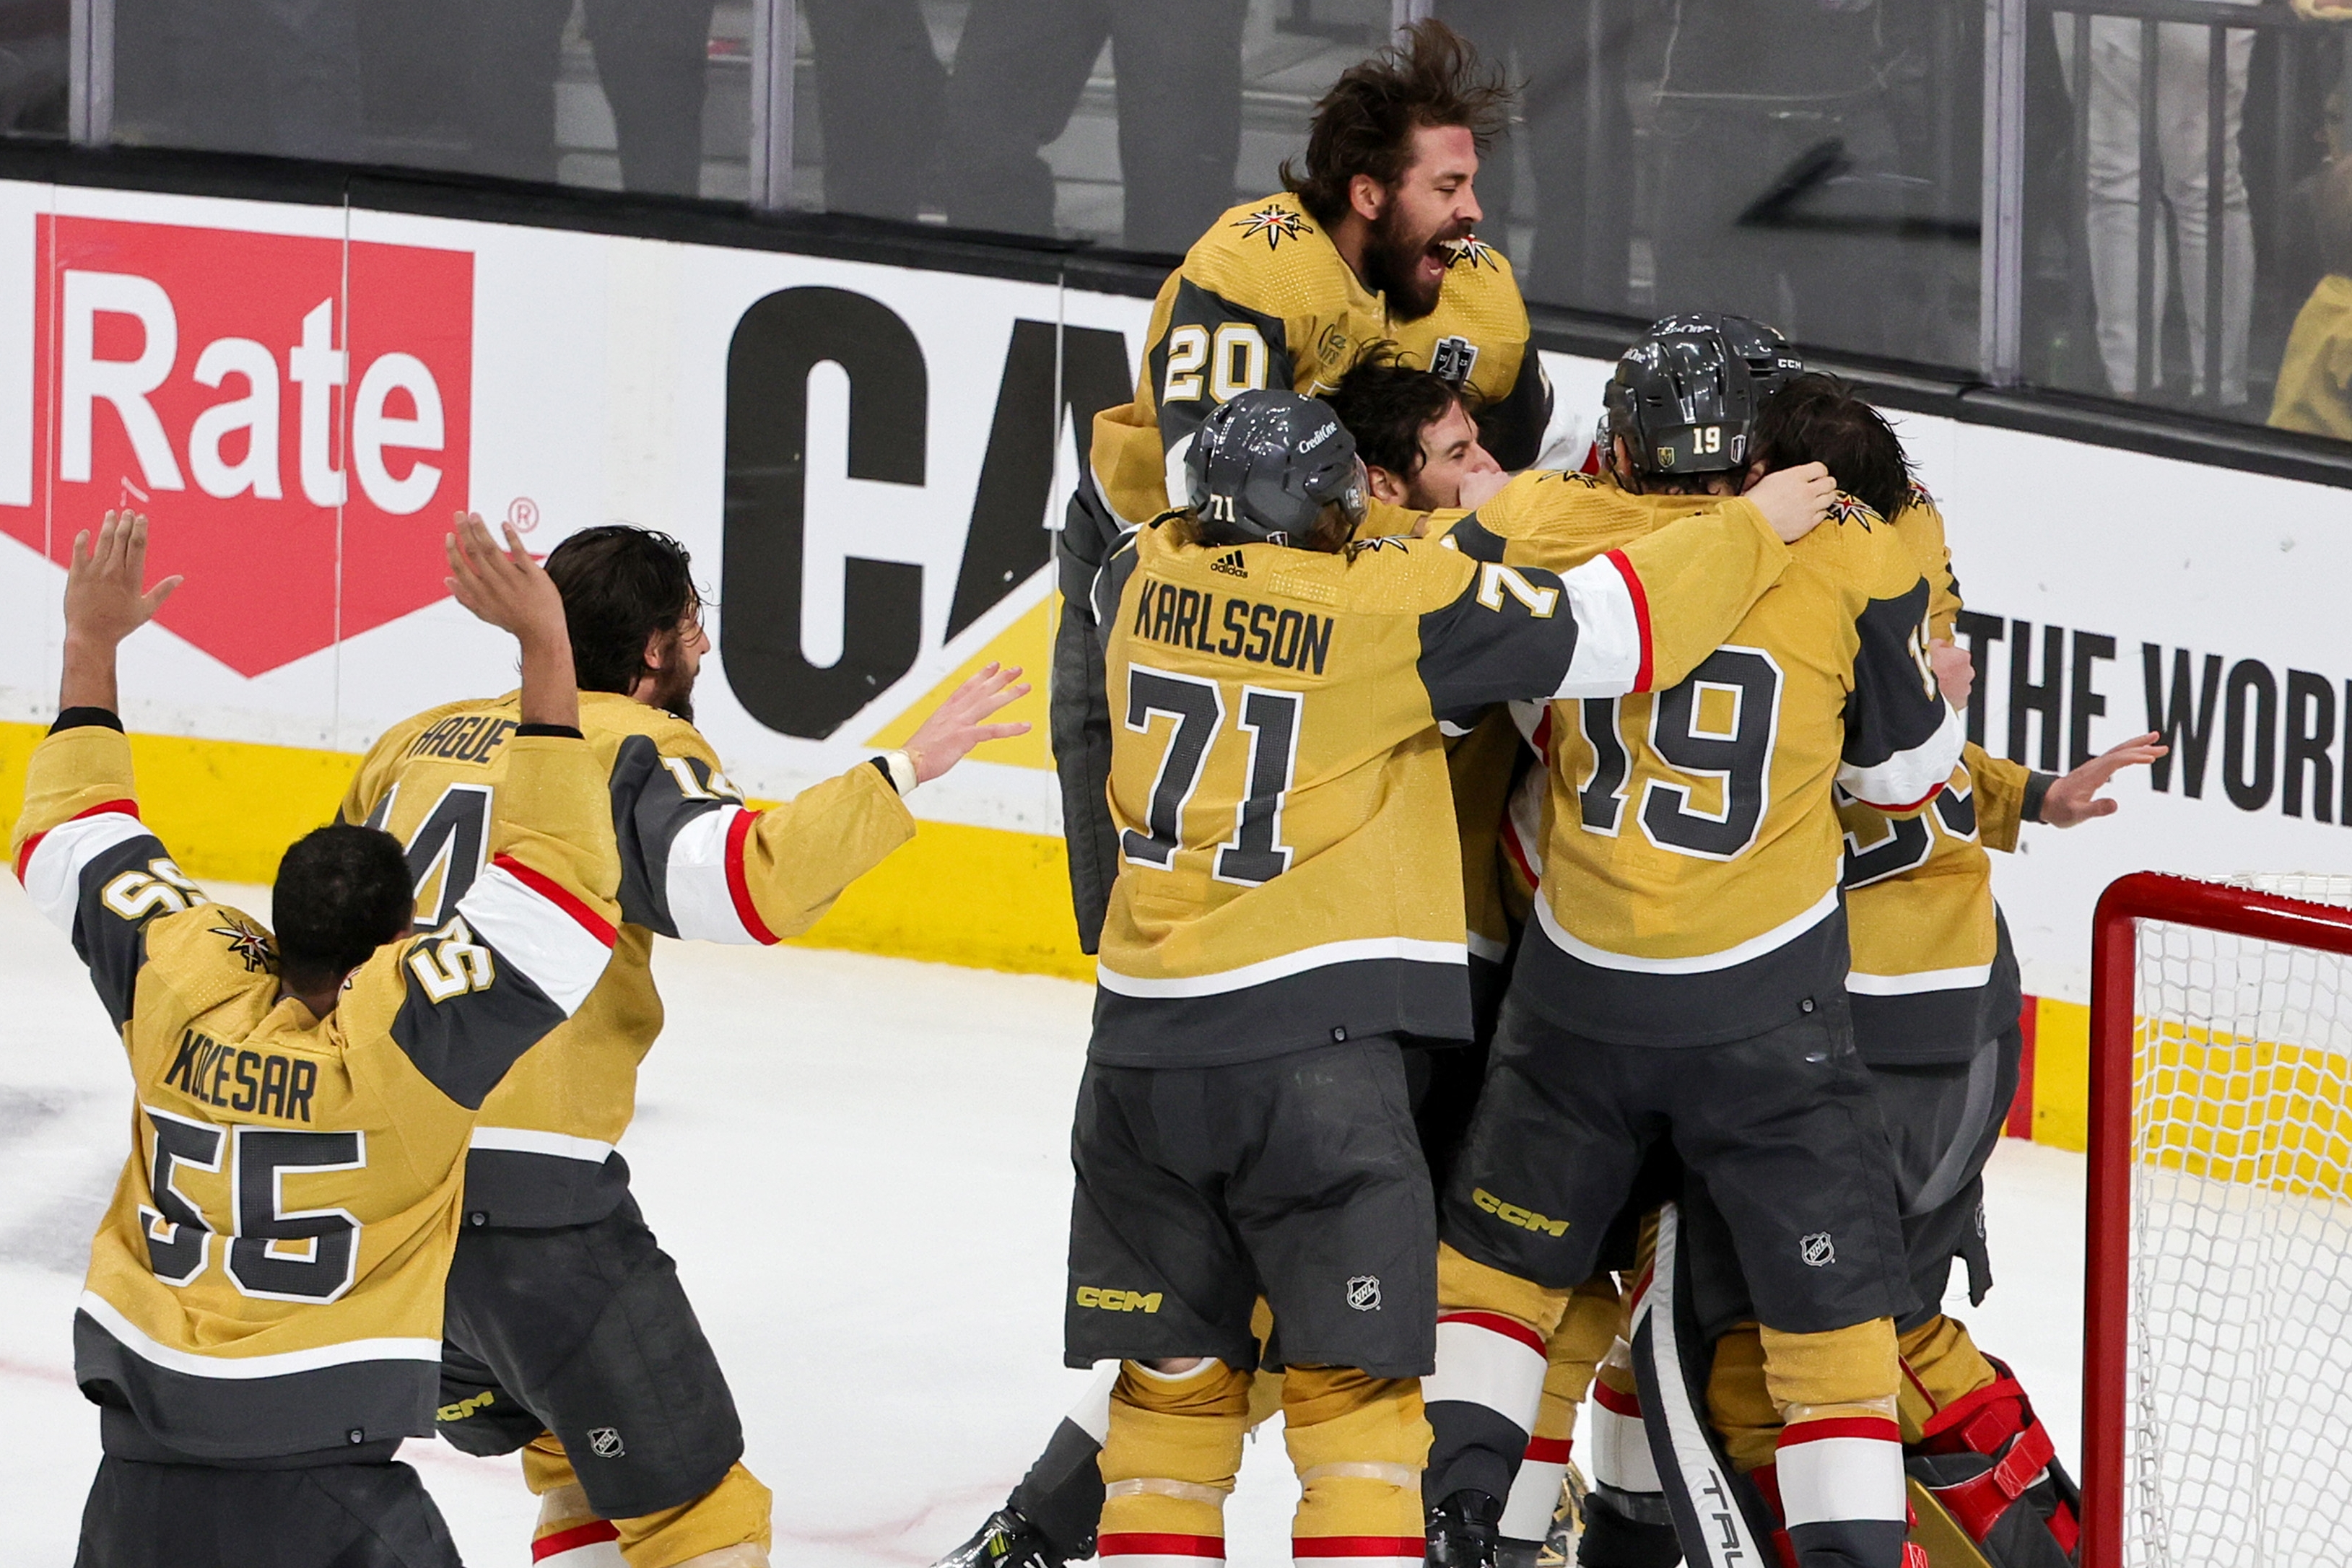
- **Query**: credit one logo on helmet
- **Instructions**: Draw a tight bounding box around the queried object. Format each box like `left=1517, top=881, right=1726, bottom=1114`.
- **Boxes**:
left=0, top=216, right=474, bottom=676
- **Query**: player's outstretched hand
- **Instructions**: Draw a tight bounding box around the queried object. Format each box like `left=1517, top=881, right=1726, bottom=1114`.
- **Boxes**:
left=2040, top=731, right=2168, bottom=827
left=1929, top=638, right=1973, bottom=710
left=1747, top=462, right=1836, bottom=543
left=445, top=513, right=565, bottom=646
left=65, top=510, right=182, bottom=648
left=902, top=662, right=1031, bottom=785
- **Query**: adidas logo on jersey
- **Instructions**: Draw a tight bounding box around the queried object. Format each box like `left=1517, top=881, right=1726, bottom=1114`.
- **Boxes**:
left=1211, top=549, right=1248, bottom=578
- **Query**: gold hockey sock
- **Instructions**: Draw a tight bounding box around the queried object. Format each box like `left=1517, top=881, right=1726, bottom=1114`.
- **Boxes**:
left=1283, top=1364, right=1429, bottom=1568
left=1704, top=1322, right=1782, bottom=1475
left=1500, top=1272, right=1619, bottom=1538
left=1895, top=1312, right=1999, bottom=1442
left=610, top=1462, right=773, bottom=1568
left=523, top=1436, right=624, bottom=1565
left=1754, top=1320, right=1906, bottom=1568
left=1099, top=1359, right=1255, bottom=1564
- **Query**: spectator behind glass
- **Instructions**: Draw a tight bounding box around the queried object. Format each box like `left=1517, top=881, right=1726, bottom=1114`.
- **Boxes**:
left=458, top=0, right=716, bottom=196
left=2055, top=0, right=2259, bottom=406
left=803, top=0, right=946, bottom=221
left=2269, top=155, right=2352, bottom=439
left=935, top=0, right=1247, bottom=253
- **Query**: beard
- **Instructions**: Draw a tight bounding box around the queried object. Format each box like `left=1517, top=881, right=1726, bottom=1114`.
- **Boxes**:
left=640, top=636, right=696, bottom=722
left=1359, top=201, right=1473, bottom=323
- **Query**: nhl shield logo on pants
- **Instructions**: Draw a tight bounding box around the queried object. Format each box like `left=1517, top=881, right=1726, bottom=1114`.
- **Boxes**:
left=1800, top=1232, right=1836, bottom=1268
left=1346, top=1274, right=1382, bottom=1312
left=587, top=1427, right=626, bottom=1459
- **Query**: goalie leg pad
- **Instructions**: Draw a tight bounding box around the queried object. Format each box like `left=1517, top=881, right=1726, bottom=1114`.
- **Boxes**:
left=1098, top=1359, right=1253, bottom=1565
left=1893, top=1315, right=1996, bottom=1442
left=1909, top=1362, right=2081, bottom=1565
left=1282, top=1366, right=1429, bottom=1568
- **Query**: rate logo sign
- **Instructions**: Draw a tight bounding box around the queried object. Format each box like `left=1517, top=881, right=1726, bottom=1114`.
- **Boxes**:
left=2, top=215, right=474, bottom=676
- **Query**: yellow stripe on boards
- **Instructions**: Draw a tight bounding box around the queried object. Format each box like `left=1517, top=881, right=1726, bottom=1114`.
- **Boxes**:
left=0, top=720, right=1092, bottom=982
left=0, top=720, right=360, bottom=884
left=2031, top=996, right=2091, bottom=1152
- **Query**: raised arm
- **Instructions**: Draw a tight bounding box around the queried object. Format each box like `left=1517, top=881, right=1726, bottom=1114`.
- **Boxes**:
left=13, top=512, right=193, bottom=1027
left=617, top=664, right=1025, bottom=946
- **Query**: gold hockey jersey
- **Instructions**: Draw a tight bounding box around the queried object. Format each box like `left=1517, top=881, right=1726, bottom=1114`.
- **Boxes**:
left=14, top=718, right=619, bottom=1461
left=1086, top=191, right=1542, bottom=536
left=1087, top=491, right=1793, bottom=1066
left=1451, top=471, right=1967, bottom=1047
left=1837, top=492, right=2042, bottom=1063
left=342, top=690, right=914, bottom=1226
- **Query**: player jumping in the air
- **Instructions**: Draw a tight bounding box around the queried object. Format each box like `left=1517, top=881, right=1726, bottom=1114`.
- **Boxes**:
left=1057, top=17, right=1570, bottom=964
left=341, top=526, right=1027, bottom=1568
left=1045, top=387, right=1829, bottom=1568
left=20, top=511, right=622, bottom=1568
left=1423, top=316, right=1967, bottom=1568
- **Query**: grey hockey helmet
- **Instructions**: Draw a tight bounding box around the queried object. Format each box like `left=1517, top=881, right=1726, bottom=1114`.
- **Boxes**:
left=1603, top=314, right=1804, bottom=476
left=1185, top=389, right=1367, bottom=547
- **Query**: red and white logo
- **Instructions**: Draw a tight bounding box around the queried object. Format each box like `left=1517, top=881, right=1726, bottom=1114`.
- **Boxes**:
left=1, top=215, right=474, bottom=676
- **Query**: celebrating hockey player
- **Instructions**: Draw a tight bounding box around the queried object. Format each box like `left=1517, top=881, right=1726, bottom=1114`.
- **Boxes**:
left=928, top=356, right=1579, bottom=1568
left=1421, top=317, right=1968, bottom=1568
left=1057, top=18, right=1562, bottom=959
left=1675, top=376, right=2163, bottom=1568
left=1054, top=387, right=1831, bottom=1568
left=19, top=510, right=622, bottom=1567
left=341, top=524, right=1028, bottom=1568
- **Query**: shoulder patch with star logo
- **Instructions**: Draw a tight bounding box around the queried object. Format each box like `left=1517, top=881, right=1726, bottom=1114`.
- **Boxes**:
left=210, top=920, right=276, bottom=973
left=1234, top=204, right=1312, bottom=251
left=1828, top=495, right=1883, bottom=529
left=1345, top=535, right=1414, bottom=560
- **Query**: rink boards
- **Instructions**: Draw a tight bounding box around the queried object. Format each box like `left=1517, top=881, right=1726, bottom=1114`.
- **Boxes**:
left=1, top=178, right=2350, bottom=1150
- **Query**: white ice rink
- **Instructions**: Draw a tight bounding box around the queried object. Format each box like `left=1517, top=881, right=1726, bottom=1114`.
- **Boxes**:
left=0, top=883, right=2091, bottom=1568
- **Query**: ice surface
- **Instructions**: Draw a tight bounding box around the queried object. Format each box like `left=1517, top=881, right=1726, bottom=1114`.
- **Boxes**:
left=0, top=884, right=2089, bottom=1567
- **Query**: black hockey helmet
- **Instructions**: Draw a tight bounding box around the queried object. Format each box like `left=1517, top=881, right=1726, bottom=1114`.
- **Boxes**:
left=1185, top=389, right=1367, bottom=548
left=1602, top=314, right=1804, bottom=477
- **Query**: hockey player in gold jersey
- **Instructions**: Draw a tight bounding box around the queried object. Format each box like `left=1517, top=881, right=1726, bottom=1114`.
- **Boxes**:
left=1065, top=386, right=1835, bottom=1568
left=1055, top=19, right=1562, bottom=958
left=1678, top=382, right=2164, bottom=1568
left=342, top=526, right=1027, bottom=1568
left=1423, top=323, right=1968, bottom=1568
left=19, top=511, right=621, bottom=1568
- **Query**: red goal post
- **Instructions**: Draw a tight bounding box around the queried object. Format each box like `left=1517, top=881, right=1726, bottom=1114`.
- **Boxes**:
left=2084, top=871, right=2352, bottom=1568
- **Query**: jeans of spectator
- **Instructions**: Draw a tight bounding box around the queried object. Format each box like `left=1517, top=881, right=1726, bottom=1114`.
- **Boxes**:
left=2057, top=6, right=2257, bottom=404
left=140, top=0, right=360, bottom=161
left=1648, top=103, right=1906, bottom=351
left=803, top=0, right=947, bottom=220
left=462, top=0, right=714, bottom=195
left=939, top=0, right=1245, bottom=253
left=1438, top=0, right=1637, bottom=311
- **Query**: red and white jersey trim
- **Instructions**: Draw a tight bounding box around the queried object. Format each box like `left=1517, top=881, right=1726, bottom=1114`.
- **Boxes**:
left=1774, top=1417, right=1906, bottom=1525
left=1554, top=550, right=1654, bottom=699
left=1424, top=1310, right=1548, bottom=1432
left=17, top=801, right=149, bottom=933
left=1837, top=704, right=1964, bottom=813
left=662, top=805, right=780, bottom=945
left=457, top=855, right=617, bottom=1016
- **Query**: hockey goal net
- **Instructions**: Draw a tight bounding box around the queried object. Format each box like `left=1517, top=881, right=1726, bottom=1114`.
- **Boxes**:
left=2086, top=872, right=2352, bottom=1568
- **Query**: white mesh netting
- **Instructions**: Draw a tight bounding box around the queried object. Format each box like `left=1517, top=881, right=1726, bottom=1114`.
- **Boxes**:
left=2125, top=874, right=2352, bottom=1568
